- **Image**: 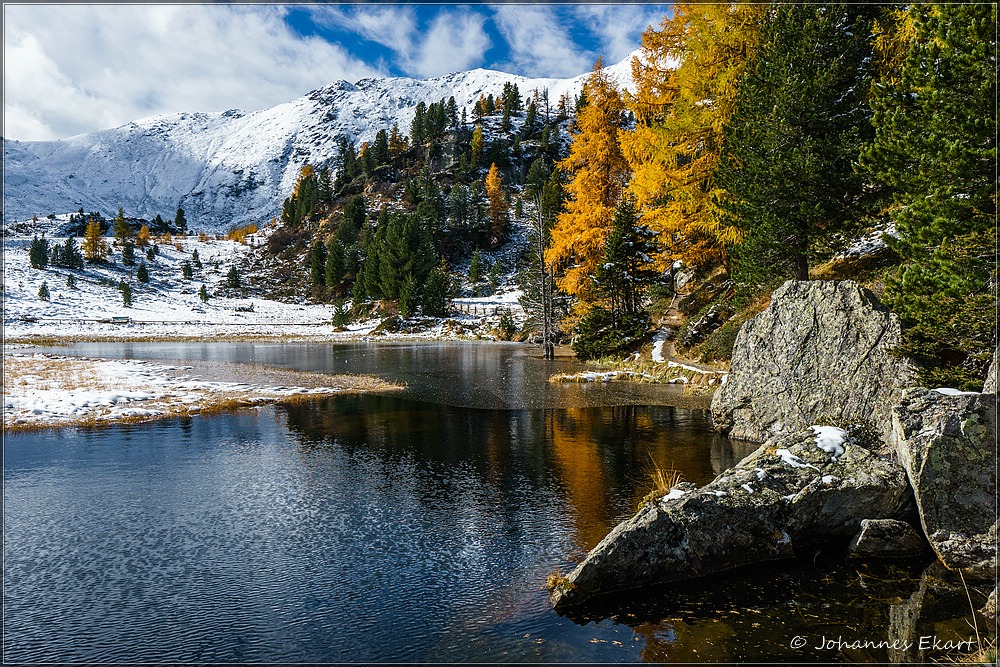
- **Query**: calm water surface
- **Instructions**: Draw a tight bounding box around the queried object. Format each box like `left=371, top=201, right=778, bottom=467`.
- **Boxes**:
left=3, top=342, right=976, bottom=662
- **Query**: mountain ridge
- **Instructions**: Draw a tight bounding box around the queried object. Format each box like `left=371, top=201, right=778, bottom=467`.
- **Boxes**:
left=3, top=53, right=637, bottom=231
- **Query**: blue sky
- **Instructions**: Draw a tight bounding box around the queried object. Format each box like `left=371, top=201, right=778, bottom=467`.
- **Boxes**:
left=3, top=3, right=671, bottom=141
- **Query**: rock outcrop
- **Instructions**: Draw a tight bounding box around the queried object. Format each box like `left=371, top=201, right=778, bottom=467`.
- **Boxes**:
left=848, top=519, right=926, bottom=558
left=982, top=587, right=997, bottom=621
left=984, top=347, right=998, bottom=394
left=891, top=388, right=997, bottom=580
left=550, top=427, right=912, bottom=609
left=711, top=280, right=914, bottom=444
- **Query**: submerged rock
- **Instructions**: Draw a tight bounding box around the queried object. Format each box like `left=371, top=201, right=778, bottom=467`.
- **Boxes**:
left=711, top=280, right=914, bottom=444
left=891, top=388, right=997, bottom=580
left=550, top=427, right=912, bottom=609
left=848, top=518, right=926, bottom=558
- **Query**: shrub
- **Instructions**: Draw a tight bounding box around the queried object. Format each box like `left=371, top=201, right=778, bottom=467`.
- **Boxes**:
left=572, top=308, right=651, bottom=360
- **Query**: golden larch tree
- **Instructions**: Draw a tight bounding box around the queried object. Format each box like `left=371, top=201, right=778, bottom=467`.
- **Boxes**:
left=619, top=3, right=765, bottom=272
left=545, top=57, right=630, bottom=309
left=83, top=219, right=107, bottom=262
left=484, top=162, right=508, bottom=242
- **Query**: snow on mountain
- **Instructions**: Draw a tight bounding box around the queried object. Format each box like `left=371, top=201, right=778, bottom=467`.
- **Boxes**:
left=4, top=53, right=637, bottom=233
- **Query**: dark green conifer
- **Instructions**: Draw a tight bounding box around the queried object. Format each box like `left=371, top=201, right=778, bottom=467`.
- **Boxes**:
left=862, top=4, right=997, bottom=388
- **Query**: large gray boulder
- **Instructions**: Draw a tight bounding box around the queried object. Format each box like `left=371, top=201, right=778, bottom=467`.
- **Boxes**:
left=550, top=427, right=912, bottom=609
left=891, top=387, right=997, bottom=580
left=711, top=280, right=914, bottom=444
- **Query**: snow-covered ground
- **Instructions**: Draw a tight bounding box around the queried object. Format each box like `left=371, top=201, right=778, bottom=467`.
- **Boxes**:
left=3, top=233, right=348, bottom=340
left=2, top=351, right=399, bottom=431
left=3, top=229, right=530, bottom=342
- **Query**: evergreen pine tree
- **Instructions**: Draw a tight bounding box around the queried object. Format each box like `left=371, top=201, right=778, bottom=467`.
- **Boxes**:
left=199, top=284, right=210, bottom=302
left=122, top=241, right=135, bottom=267
left=398, top=273, right=418, bottom=318
left=862, top=4, right=996, bottom=389
left=38, top=281, right=50, bottom=301
left=593, top=195, right=659, bottom=323
left=226, top=266, right=241, bottom=289
left=29, top=235, right=49, bottom=269
left=326, top=239, right=346, bottom=288
left=182, top=261, right=193, bottom=280
left=717, top=4, right=878, bottom=289
left=309, top=241, right=327, bottom=286
left=113, top=207, right=133, bottom=242
left=137, top=261, right=150, bottom=283
left=61, top=236, right=83, bottom=269
left=318, top=166, right=333, bottom=203
left=422, top=260, right=452, bottom=317
left=174, top=208, right=187, bottom=234
left=524, top=101, right=537, bottom=139
left=468, top=248, right=483, bottom=283
left=119, top=280, right=133, bottom=307
left=66, top=274, right=77, bottom=289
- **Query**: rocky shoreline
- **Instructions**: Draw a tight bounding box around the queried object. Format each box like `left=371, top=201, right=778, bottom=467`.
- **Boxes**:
left=550, top=280, right=997, bottom=616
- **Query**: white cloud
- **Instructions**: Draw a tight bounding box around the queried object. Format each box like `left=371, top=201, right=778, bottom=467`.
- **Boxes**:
left=411, top=11, right=491, bottom=78
left=491, top=6, right=593, bottom=79
left=573, top=5, right=669, bottom=64
left=3, top=5, right=381, bottom=141
left=311, top=6, right=490, bottom=79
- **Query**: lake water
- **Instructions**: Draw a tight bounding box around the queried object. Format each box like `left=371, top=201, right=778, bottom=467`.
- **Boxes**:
left=3, top=342, right=978, bottom=663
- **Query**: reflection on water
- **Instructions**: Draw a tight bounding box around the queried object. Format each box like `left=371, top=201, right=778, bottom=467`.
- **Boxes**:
left=42, top=340, right=712, bottom=411
left=280, top=395, right=746, bottom=553
left=4, top=342, right=985, bottom=663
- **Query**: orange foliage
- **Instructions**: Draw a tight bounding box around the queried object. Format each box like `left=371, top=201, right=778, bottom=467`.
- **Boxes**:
left=545, top=58, right=630, bottom=308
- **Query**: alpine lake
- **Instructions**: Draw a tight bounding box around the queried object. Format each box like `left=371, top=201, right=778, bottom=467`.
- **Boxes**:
left=3, top=341, right=980, bottom=663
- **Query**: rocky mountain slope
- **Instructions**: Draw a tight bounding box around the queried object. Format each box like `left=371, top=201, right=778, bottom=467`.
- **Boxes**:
left=3, top=54, right=635, bottom=232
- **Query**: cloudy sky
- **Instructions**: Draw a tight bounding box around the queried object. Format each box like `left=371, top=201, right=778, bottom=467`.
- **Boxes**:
left=3, top=3, right=671, bottom=142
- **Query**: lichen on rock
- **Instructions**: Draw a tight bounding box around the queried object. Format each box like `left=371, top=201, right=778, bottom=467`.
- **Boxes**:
left=891, top=387, right=997, bottom=580
left=710, top=280, right=915, bottom=444
left=550, top=426, right=912, bottom=609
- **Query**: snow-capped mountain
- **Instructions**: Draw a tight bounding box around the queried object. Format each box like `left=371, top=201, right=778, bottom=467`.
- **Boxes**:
left=4, top=54, right=636, bottom=232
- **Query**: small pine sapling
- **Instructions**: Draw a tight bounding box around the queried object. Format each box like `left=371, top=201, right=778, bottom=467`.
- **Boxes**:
left=119, top=280, right=133, bottom=307
left=38, top=281, right=51, bottom=301
left=199, top=284, right=210, bottom=302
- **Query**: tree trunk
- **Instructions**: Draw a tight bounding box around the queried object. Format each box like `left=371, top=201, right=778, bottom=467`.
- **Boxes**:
left=795, top=254, right=809, bottom=281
